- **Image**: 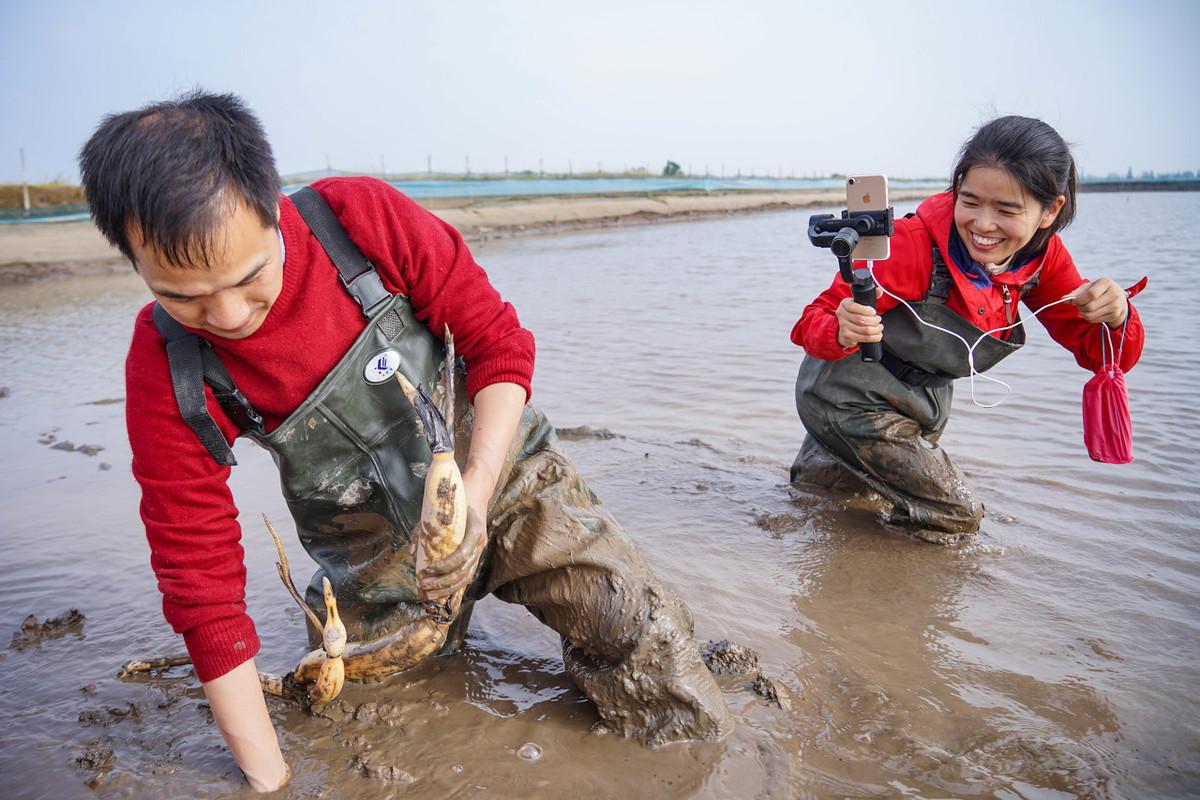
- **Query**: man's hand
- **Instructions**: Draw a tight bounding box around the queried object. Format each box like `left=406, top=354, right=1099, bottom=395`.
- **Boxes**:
left=1070, top=278, right=1129, bottom=328
left=419, top=459, right=495, bottom=599
left=418, top=506, right=486, bottom=599
left=415, top=380, right=524, bottom=601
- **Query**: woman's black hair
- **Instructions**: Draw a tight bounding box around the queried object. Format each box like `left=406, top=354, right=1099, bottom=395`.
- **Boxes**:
left=950, top=115, right=1077, bottom=263
left=78, top=90, right=281, bottom=269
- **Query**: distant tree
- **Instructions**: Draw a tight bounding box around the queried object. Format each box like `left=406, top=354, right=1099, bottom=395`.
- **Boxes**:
left=662, top=160, right=682, bottom=177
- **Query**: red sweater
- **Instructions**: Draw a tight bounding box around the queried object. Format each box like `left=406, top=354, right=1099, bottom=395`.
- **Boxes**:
left=125, top=178, right=535, bottom=682
left=792, top=192, right=1144, bottom=372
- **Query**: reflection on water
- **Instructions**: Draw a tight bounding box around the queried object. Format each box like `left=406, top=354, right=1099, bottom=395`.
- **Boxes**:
left=0, top=192, right=1197, bottom=798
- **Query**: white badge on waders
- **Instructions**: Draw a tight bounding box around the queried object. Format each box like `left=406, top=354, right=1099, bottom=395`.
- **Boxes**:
left=363, top=349, right=402, bottom=384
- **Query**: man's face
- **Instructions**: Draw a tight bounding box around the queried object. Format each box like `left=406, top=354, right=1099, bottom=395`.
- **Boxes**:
left=130, top=198, right=283, bottom=339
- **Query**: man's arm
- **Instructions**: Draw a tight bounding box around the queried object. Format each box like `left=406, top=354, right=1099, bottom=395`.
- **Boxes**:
left=461, top=381, right=527, bottom=520
left=203, top=659, right=289, bottom=792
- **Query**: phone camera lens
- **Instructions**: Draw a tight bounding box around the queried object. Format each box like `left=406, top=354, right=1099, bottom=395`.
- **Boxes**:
left=848, top=178, right=855, bottom=185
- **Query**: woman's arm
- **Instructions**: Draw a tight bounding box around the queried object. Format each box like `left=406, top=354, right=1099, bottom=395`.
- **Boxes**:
left=1023, top=239, right=1145, bottom=372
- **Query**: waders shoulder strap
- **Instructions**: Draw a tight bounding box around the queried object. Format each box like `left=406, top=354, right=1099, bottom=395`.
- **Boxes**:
left=1019, top=264, right=1044, bottom=298
left=290, top=186, right=391, bottom=316
left=928, top=244, right=953, bottom=304
left=151, top=304, right=264, bottom=466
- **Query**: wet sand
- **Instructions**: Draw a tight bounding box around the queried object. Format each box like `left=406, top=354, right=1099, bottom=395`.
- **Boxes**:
left=0, top=188, right=929, bottom=284
left=0, top=192, right=1196, bottom=798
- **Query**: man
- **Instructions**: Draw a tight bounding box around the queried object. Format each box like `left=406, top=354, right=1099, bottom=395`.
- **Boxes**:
left=81, top=91, right=731, bottom=792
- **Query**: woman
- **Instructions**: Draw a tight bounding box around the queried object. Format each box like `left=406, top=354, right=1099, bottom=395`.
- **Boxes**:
left=790, top=116, right=1144, bottom=543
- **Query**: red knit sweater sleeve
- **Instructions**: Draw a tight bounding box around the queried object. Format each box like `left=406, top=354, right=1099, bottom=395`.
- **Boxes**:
left=313, top=178, right=536, bottom=400
left=1021, top=238, right=1145, bottom=373
left=125, top=307, right=259, bottom=683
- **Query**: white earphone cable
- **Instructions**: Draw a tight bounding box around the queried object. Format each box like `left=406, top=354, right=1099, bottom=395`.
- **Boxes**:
left=866, top=260, right=1077, bottom=407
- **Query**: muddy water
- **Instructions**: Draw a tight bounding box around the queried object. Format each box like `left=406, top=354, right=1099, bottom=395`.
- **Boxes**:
left=0, top=192, right=1196, bottom=798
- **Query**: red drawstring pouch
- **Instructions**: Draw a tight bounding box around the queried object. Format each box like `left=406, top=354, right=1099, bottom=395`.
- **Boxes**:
left=1081, top=278, right=1144, bottom=463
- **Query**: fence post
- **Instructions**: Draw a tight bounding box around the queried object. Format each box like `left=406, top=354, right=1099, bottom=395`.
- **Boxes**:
left=20, top=148, right=31, bottom=211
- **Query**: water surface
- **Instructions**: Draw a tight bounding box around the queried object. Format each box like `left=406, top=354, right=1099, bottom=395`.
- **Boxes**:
left=0, top=192, right=1195, bottom=798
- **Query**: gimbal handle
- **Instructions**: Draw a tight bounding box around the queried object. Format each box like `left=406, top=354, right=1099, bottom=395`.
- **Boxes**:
left=807, top=211, right=890, bottom=364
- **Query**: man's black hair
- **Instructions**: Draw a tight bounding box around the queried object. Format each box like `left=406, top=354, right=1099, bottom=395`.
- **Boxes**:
left=79, top=90, right=281, bottom=269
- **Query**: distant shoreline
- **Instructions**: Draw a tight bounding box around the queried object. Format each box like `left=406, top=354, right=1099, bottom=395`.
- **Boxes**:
left=0, top=188, right=928, bottom=286
left=1078, top=180, right=1200, bottom=193
left=1, top=182, right=1192, bottom=286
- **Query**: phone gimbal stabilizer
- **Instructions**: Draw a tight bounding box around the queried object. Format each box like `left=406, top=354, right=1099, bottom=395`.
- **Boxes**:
left=807, top=207, right=894, bottom=362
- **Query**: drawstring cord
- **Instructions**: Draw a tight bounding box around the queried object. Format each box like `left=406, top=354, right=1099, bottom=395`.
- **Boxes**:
left=1098, top=309, right=1129, bottom=380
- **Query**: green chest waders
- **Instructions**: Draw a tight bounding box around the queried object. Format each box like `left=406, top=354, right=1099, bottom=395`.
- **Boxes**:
left=792, top=245, right=1041, bottom=537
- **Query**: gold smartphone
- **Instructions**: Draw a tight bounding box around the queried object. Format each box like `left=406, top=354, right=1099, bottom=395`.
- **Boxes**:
left=846, top=174, right=890, bottom=261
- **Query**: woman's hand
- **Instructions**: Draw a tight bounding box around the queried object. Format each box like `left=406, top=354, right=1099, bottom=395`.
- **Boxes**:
left=1070, top=278, right=1129, bottom=328
left=835, top=295, right=884, bottom=350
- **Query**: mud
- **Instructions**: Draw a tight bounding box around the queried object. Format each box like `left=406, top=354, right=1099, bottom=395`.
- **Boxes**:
left=76, top=740, right=116, bottom=772
left=353, top=752, right=417, bottom=784
left=554, top=425, right=624, bottom=441
left=10, top=609, right=85, bottom=650
left=751, top=674, right=784, bottom=708
left=701, top=640, right=787, bottom=709
left=700, top=639, right=760, bottom=676
left=752, top=511, right=806, bottom=535
left=483, top=441, right=734, bottom=745
left=78, top=702, right=145, bottom=727
left=38, top=432, right=106, bottom=457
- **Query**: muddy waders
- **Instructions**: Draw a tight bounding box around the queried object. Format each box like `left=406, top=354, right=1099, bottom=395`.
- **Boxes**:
left=155, top=187, right=732, bottom=744
left=792, top=245, right=1038, bottom=540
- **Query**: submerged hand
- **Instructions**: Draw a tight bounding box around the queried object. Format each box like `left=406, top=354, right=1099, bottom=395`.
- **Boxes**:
left=418, top=507, right=486, bottom=600
left=1070, top=278, right=1128, bottom=328
left=249, top=761, right=291, bottom=794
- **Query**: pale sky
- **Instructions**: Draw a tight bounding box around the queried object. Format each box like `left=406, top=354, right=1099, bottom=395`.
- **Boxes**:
left=1, top=0, right=1197, bottom=183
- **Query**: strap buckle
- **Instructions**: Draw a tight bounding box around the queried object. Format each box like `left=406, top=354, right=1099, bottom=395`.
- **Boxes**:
left=340, top=265, right=391, bottom=315
left=213, top=386, right=264, bottom=434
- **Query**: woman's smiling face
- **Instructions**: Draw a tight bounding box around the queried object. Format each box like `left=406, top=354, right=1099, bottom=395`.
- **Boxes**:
left=954, top=165, right=1065, bottom=266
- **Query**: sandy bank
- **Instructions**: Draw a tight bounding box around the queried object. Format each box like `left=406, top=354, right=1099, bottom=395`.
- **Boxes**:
left=0, top=188, right=929, bottom=285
